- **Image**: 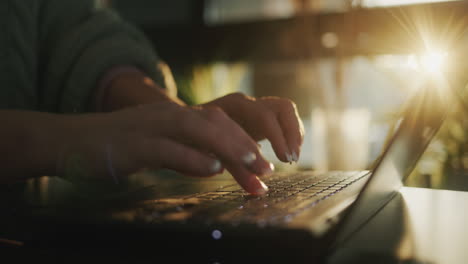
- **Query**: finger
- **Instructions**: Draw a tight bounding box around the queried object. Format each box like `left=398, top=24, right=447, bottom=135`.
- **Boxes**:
left=250, top=105, right=291, bottom=163
left=224, top=163, right=269, bottom=195
left=197, top=106, right=274, bottom=177
left=273, top=99, right=305, bottom=162
left=183, top=153, right=225, bottom=178
left=205, top=94, right=292, bottom=163
left=141, top=139, right=224, bottom=177
left=170, top=106, right=273, bottom=178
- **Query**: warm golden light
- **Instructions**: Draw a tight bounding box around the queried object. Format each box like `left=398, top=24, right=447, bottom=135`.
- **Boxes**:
left=418, top=50, right=448, bottom=74
left=407, top=50, right=448, bottom=74
left=406, top=48, right=452, bottom=105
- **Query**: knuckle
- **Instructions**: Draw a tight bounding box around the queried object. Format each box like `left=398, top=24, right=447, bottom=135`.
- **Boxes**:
left=258, top=110, right=276, bottom=125
left=204, top=106, right=227, bottom=122
left=227, top=92, right=256, bottom=104
left=260, top=96, right=297, bottom=114
left=279, top=98, right=297, bottom=111
left=229, top=92, right=248, bottom=100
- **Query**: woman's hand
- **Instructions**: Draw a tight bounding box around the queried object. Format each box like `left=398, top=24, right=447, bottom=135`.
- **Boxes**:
left=91, top=68, right=304, bottom=194
left=203, top=93, right=305, bottom=163
left=59, top=101, right=275, bottom=195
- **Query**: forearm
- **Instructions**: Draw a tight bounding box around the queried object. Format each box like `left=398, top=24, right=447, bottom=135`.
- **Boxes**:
left=97, top=70, right=185, bottom=112
left=0, top=110, right=66, bottom=183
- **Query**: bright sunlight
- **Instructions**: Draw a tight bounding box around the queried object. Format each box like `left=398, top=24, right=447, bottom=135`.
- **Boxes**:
left=408, top=50, right=448, bottom=74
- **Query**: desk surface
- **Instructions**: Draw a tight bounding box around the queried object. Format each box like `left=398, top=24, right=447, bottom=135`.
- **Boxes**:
left=329, top=187, right=468, bottom=264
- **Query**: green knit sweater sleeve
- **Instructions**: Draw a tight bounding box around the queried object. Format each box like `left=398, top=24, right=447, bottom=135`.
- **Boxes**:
left=38, top=0, right=166, bottom=113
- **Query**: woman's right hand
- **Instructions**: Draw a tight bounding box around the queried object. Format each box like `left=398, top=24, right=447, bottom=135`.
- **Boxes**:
left=59, top=101, right=274, bottom=195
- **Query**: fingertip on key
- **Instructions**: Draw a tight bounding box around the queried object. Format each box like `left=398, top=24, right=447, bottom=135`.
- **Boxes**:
left=254, top=177, right=269, bottom=195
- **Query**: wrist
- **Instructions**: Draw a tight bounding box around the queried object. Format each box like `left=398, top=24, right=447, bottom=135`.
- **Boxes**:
left=97, top=70, right=184, bottom=112
left=51, top=114, right=106, bottom=182
left=0, top=111, right=72, bottom=181
left=27, top=113, right=73, bottom=177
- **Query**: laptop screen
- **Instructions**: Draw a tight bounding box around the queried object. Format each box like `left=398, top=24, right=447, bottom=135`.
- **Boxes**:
left=334, top=81, right=450, bottom=245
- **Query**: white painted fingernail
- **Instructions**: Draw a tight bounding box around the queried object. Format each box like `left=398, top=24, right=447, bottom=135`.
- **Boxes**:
left=242, top=152, right=257, bottom=165
left=285, top=153, right=292, bottom=163
left=256, top=178, right=269, bottom=195
left=269, top=162, right=275, bottom=172
left=262, top=162, right=275, bottom=176
left=210, top=160, right=222, bottom=174
left=292, top=151, right=298, bottom=162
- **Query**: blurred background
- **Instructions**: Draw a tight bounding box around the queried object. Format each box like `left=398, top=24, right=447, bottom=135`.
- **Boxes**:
left=101, top=0, right=468, bottom=191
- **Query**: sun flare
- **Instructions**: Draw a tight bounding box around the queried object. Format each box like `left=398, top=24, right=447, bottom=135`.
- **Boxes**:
left=418, top=50, right=448, bottom=74
left=407, top=50, right=448, bottom=74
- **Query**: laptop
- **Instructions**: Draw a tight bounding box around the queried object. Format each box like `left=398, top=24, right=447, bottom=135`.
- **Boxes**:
left=17, top=82, right=449, bottom=263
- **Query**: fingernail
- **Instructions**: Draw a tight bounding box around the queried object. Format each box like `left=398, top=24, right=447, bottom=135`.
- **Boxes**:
left=292, top=151, right=298, bottom=163
left=285, top=152, right=292, bottom=163
left=242, top=152, right=257, bottom=165
left=255, top=178, right=269, bottom=195
left=262, top=162, right=275, bottom=176
left=210, top=160, right=222, bottom=174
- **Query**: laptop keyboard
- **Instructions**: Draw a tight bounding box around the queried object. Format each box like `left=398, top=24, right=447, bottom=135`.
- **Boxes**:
left=141, top=171, right=369, bottom=226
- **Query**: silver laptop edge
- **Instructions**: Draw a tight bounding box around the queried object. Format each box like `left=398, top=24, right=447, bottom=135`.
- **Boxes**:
left=333, top=84, right=449, bottom=247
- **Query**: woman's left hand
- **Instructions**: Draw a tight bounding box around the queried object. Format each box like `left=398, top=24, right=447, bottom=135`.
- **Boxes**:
left=202, top=93, right=305, bottom=163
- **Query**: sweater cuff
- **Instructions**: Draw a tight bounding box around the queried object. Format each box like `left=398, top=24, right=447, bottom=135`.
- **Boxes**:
left=94, top=65, right=142, bottom=112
